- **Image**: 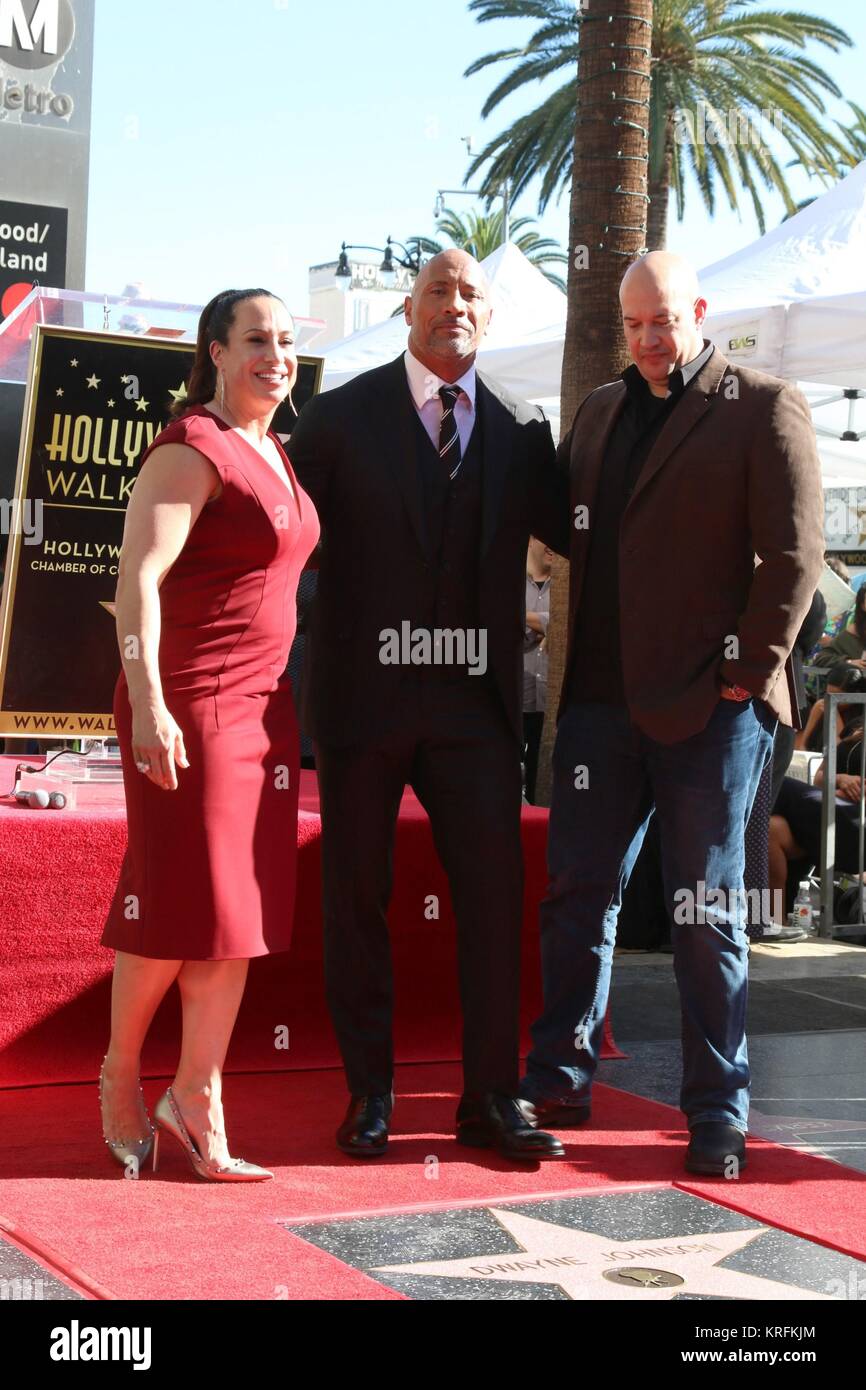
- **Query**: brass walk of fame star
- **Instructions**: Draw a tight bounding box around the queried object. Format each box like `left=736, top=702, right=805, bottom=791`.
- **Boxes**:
left=168, top=381, right=188, bottom=406
left=374, top=1209, right=837, bottom=1301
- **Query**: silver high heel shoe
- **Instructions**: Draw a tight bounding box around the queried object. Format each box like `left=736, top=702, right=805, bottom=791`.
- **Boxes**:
left=98, top=1057, right=154, bottom=1170
left=151, top=1087, right=273, bottom=1182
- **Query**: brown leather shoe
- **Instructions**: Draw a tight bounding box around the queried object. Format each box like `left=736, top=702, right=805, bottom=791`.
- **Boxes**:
left=525, top=1098, right=591, bottom=1129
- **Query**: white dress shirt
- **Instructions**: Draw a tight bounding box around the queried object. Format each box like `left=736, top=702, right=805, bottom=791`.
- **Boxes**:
left=523, top=574, right=551, bottom=712
left=404, top=348, right=477, bottom=455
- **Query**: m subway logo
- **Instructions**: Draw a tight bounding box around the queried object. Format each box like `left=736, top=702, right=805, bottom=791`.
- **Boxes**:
left=0, top=0, right=75, bottom=71
left=0, top=0, right=76, bottom=120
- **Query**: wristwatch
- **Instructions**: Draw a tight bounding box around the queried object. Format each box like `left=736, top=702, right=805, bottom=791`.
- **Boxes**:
left=720, top=677, right=751, bottom=702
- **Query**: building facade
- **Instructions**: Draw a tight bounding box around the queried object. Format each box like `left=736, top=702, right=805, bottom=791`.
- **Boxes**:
left=309, top=252, right=415, bottom=350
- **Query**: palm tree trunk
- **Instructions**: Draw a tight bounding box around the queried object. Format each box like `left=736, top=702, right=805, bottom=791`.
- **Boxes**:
left=647, top=141, right=673, bottom=250
left=534, top=0, right=652, bottom=806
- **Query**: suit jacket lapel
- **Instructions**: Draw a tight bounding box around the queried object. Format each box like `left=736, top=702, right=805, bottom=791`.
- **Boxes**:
left=475, top=371, right=513, bottom=559
left=627, top=350, right=729, bottom=509
left=570, top=382, right=626, bottom=581
left=368, top=355, right=427, bottom=555
left=560, top=383, right=627, bottom=687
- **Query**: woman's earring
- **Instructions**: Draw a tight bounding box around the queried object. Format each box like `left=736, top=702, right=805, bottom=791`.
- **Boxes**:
left=287, top=387, right=298, bottom=418
left=217, top=371, right=226, bottom=412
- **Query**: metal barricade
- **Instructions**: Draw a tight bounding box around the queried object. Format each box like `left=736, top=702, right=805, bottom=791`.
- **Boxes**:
left=819, top=691, right=866, bottom=939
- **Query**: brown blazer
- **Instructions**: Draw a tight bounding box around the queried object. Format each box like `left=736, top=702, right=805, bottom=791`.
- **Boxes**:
left=558, top=348, right=825, bottom=742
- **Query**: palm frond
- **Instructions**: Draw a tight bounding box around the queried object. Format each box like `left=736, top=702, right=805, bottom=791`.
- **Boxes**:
left=465, top=0, right=858, bottom=233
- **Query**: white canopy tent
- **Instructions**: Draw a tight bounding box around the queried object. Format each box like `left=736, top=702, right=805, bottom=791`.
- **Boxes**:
left=699, top=159, right=866, bottom=387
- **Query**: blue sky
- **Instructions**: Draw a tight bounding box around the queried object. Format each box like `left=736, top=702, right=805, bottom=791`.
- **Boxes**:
left=86, top=0, right=866, bottom=319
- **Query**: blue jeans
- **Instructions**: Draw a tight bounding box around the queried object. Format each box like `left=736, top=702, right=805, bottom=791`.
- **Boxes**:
left=520, top=697, right=777, bottom=1132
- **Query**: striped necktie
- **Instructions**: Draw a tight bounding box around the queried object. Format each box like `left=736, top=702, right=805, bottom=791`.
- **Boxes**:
left=438, top=385, right=463, bottom=481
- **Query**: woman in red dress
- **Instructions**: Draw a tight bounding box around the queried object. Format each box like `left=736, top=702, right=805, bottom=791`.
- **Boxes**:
left=99, top=289, right=319, bottom=1181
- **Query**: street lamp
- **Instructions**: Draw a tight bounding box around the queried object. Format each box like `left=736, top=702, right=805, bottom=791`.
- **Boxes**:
left=334, top=242, right=352, bottom=290
left=379, top=241, right=397, bottom=289
left=434, top=180, right=512, bottom=242
left=333, top=237, right=424, bottom=293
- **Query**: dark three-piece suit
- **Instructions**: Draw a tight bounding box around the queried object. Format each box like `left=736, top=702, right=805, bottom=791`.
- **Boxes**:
left=288, top=353, right=568, bottom=1100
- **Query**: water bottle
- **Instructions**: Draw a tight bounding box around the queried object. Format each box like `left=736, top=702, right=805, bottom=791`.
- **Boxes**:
left=793, top=881, right=814, bottom=935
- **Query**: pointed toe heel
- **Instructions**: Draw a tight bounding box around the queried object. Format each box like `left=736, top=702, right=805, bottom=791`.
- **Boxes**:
left=98, top=1057, right=154, bottom=1173
left=151, top=1087, right=273, bottom=1182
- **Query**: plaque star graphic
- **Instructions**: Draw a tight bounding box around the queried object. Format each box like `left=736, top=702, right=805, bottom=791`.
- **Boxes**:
left=135, top=397, right=149, bottom=412
left=70, top=358, right=78, bottom=367
left=86, top=373, right=101, bottom=389
left=168, top=381, right=188, bottom=406
left=120, top=375, right=129, bottom=384
left=56, top=388, right=64, bottom=397
left=373, top=1209, right=837, bottom=1301
left=750, top=1110, right=866, bottom=1149
left=107, top=399, right=116, bottom=408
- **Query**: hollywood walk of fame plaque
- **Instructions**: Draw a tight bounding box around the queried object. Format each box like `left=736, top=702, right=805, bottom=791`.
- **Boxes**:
left=282, top=1187, right=866, bottom=1302
left=0, top=325, right=323, bottom=735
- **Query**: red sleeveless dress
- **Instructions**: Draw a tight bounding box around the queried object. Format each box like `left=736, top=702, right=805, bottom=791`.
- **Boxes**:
left=101, top=405, right=320, bottom=959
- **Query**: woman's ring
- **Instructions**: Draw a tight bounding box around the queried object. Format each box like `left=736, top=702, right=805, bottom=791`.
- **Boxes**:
left=136, top=760, right=150, bottom=773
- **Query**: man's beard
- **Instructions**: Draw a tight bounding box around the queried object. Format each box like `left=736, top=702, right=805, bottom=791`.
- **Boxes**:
left=431, top=328, right=473, bottom=355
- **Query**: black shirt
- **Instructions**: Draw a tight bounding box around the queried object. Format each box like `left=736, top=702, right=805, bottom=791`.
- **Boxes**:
left=569, top=339, right=715, bottom=704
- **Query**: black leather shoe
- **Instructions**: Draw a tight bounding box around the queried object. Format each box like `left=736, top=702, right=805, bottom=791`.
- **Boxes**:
left=456, top=1093, right=565, bottom=1161
left=685, top=1122, right=747, bottom=1176
left=525, top=1098, right=591, bottom=1129
left=336, top=1092, right=394, bottom=1158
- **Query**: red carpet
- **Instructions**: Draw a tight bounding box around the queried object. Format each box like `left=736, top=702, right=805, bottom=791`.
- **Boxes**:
left=0, top=758, right=622, bottom=1088
left=2, top=1063, right=865, bottom=1301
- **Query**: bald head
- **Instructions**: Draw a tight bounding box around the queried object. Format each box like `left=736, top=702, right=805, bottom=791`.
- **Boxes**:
left=620, top=251, right=701, bottom=304
left=412, top=248, right=490, bottom=301
left=620, top=252, right=707, bottom=396
left=405, top=249, right=493, bottom=383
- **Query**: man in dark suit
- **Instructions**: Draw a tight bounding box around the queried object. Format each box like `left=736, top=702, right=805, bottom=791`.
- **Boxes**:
left=518, top=250, right=825, bottom=1176
left=288, top=250, right=569, bottom=1161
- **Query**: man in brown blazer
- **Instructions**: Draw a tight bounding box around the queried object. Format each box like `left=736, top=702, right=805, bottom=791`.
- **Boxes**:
left=520, top=251, right=825, bottom=1175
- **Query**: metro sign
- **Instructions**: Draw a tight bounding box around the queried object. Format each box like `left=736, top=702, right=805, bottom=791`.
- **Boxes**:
left=0, top=0, right=75, bottom=70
